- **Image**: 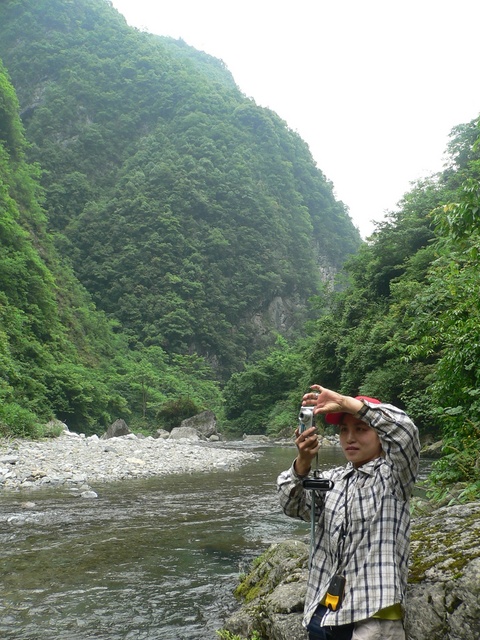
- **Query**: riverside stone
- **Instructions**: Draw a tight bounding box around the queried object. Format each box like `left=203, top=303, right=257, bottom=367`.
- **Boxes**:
left=180, top=410, right=218, bottom=439
left=169, top=426, right=201, bottom=440
left=0, top=430, right=258, bottom=493
left=104, top=418, right=131, bottom=439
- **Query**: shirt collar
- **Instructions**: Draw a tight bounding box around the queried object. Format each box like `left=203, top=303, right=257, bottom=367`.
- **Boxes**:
left=341, top=457, right=383, bottom=478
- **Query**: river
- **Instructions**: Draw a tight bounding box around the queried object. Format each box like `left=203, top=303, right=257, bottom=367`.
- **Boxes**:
left=0, top=444, right=431, bottom=640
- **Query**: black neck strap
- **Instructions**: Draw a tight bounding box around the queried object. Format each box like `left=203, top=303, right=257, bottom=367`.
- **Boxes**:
left=337, top=474, right=351, bottom=572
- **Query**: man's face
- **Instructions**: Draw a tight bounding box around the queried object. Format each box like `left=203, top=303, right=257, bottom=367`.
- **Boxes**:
left=339, top=414, right=383, bottom=468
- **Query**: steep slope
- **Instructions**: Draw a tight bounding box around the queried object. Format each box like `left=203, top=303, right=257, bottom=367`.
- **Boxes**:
left=0, top=0, right=361, bottom=376
left=0, top=60, right=225, bottom=435
left=0, top=59, right=118, bottom=433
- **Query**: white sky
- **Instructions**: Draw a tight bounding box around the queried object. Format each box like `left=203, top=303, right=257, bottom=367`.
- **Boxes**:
left=110, top=0, right=480, bottom=238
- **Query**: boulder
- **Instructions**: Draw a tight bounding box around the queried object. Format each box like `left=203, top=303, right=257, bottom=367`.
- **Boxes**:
left=243, top=434, right=270, bottom=443
left=45, top=419, right=69, bottom=433
left=420, top=440, right=443, bottom=458
left=405, top=502, right=480, bottom=640
left=103, top=419, right=131, bottom=439
left=180, top=410, right=218, bottom=439
left=169, top=426, right=201, bottom=441
left=223, top=540, right=309, bottom=639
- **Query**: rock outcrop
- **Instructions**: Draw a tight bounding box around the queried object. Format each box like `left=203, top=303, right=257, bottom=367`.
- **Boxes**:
left=180, top=410, right=218, bottom=439
left=103, top=418, right=131, bottom=439
left=405, top=502, right=480, bottom=640
left=222, top=502, right=480, bottom=640
left=168, top=411, right=222, bottom=441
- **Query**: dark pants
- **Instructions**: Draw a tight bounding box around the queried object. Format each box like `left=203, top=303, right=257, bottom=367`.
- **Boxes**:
left=307, top=605, right=354, bottom=640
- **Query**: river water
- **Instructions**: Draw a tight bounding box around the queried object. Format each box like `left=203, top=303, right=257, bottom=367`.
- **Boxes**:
left=0, top=444, right=431, bottom=640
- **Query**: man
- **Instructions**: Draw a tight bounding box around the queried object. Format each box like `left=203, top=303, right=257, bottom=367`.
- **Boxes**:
left=277, top=385, right=420, bottom=640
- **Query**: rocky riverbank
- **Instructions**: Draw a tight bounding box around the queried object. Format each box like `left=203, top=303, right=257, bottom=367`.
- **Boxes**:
left=0, top=429, right=258, bottom=495
left=222, top=501, right=480, bottom=640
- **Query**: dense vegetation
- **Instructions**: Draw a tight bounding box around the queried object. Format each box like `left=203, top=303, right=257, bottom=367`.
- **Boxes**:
left=0, top=60, right=223, bottom=437
left=224, top=118, right=480, bottom=502
left=0, top=0, right=358, bottom=436
left=0, top=0, right=479, bottom=502
left=0, top=0, right=360, bottom=379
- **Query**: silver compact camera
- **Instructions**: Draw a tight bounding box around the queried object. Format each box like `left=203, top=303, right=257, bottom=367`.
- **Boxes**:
left=298, top=407, right=314, bottom=433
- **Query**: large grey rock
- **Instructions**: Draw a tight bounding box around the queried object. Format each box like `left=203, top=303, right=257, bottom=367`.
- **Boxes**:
left=269, top=613, right=307, bottom=640
left=243, top=434, right=270, bottom=443
left=222, top=609, right=259, bottom=639
left=265, top=582, right=308, bottom=640
left=222, top=540, right=308, bottom=640
left=420, top=440, right=443, bottom=458
left=169, top=426, right=201, bottom=441
left=448, top=558, right=480, bottom=639
left=180, top=411, right=218, bottom=439
left=405, top=502, right=480, bottom=640
left=404, top=582, right=446, bottom=639
left=45, top=419, right=69, bottom=434
left=103, top=419, right=131, bottom=439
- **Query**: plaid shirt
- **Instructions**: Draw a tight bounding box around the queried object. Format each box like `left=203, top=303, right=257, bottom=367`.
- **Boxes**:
left=277, top=401, right=420, bottom=628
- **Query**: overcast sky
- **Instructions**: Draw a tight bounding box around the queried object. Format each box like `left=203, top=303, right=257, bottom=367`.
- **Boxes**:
left=110, top=0, right=480, bottom=238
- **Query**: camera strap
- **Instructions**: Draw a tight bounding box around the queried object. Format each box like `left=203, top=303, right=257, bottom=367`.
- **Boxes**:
left=336, top=474, right=351, bottom=573
left=308, top=454, right=320, bottom=567
left=322, top=473, right=353, bottom=611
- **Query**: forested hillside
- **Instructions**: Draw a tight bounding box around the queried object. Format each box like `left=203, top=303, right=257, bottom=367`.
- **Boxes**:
left=0, top=59, right=120, bottom=434
left=0, top=0, right=360, bottom=378
left=0, top=59, right=225, bottom=436
left=225, top=118, right=480, bottom=501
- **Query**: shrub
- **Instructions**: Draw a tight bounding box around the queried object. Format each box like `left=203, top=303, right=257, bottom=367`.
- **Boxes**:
left=0, top=402, right=41, bottom=438
left=155, top=396, right=201, bottom=431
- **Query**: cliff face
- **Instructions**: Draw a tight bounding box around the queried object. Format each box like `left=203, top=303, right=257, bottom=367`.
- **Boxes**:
left=222, top=502, right=480, bottom=640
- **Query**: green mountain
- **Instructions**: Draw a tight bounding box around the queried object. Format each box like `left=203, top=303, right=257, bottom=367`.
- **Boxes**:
left=221, top=113, right=480, bottom=502
left=0, top=58, right=120, bottom=434
left=0, top=0, right=361, bottom=379
left=0, top=62, right=225, bottom=437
